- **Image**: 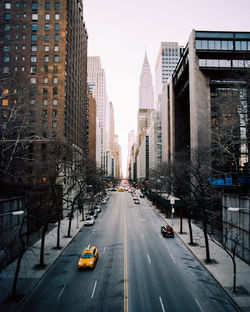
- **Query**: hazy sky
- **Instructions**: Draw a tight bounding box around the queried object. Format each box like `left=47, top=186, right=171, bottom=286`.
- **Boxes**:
left=83, top=0, right=250, bottom=176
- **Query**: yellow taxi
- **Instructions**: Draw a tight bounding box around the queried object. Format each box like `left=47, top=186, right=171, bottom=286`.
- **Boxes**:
left=118, top=188, right=124, bottom=192
left=78, top=245, right=98, bottom=269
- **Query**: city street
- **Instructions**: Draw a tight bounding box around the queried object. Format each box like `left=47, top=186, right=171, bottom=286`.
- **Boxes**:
left=17, top=192, right=238, bottom=312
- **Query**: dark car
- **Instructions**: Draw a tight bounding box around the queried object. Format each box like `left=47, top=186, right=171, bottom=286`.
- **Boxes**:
left=89, top=210, right=98, bottom=219
left=161, top=226, right=174, bottom=238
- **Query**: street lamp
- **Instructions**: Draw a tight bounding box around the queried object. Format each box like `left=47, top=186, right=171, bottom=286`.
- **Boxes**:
left=0, top=210, right=24, bottom=217
left=228, top=207, right=250, bottom=212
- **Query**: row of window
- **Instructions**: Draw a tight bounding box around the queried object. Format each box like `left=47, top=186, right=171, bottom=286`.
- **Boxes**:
left=4, top=23, right=59, bottom=31
left=2, top=65, right=60, bottom=73
left=196, top=39, right=250, bottom=51
left=28, top=109, right=57, bottom=117
left=30, top=98, right=58, bottom=106
left=4, top=44, right=59, bottom=52
left=4, top=13, right=60, bottom=21
left=31, top=34, right=59, bottom=41
left=30, top=77, right=59, bottom=84
left=29, top=120, right=58, bottom=128
left=4, top=2, right=60, bottom=9
left=199, top=59, right=250, bottom=68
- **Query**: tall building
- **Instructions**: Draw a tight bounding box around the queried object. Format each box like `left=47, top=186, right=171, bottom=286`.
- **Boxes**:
left=86, top=88, right=96, bottom=164
left=139, top=52, right=154, bottom=109
left=0, top=0, right=88, bottom=177
left=87, top=56, right=108, bottom=171
left=155, top=42, right=183, bottom=108
left=165, top=30, right=250, bottom=174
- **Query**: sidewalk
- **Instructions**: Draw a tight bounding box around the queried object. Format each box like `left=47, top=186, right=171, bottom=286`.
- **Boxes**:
left=0, top=213, right=83, bottom=312
left=151, top=203, right=250, bottom=312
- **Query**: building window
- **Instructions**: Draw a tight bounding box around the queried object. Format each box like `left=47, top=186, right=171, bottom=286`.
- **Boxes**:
left=43, top=88, right=48, bottom=95
left=31, top=45, right=37, bottom=51
left=45, top=24, right=49, bottom=31
left=54, top=34, right=59, bottom=41
left=4, top=3, right=11, bottom=9
left=42, top=121, right=47, bottom=128
left=55, top=24, right=59, bottom=31
left=44, top=77, right=48, bottom=84
left=43, top=99, right=48, bottom=105
left=31, top=34, right=37, bottom=41
left=55, top=3, right=60, bottom=10
left=21, top=67, right=25, bottom=72
left=4, top=56, right=10, bottom=62
left=4, top=34, right=10, bottom=41
left=45, top=34, right=49, bottom=41
left=22, top=45, right=26, bottom=50
left=55, top=14, right=60, bottom=20
left=15, top=35, right=19, bottom=40
left=22, top=56, right=25, bottom=61
left=53, top=98, right=57, bottom=106
left=4, top=24, right=11, bottom=31
left=43, top=110, right=47, bottom=117
left=32, top=24, right=38, bottom=31
left=22, top=34, right=26, bottom=39
left=44, top=55, right=49, bottom=62
left=53, top=87, right=57, bottom=95
left=54, top=55, right=59, bottom=62
left=54, top=45, right=59, bottom=51
left=53, top=77, right=58, bottom=84
left=15, top=56, right=18, bottom=61
left=52, top=109, right=57, bottom=117
left=31, top=56, right=37, bottom=62
left=2, top=99, right=8, bottom=106
left=44, top=45, right=49, bottom=51
left=53, top=66, right=58, bottom=73
left=45, top=2, right=50, bottom=10
left=23, top=13, right=26, bottom=18
left=4, top=13, right=11, bottom=20
left=30, top=99, right=35, bottom=105
left=45, top=14, right=50, bottom=20
left=30, top=78, right=36, bottom=84
left=23, top=23, right=26, bottom=29
left=52, top=121, right=57, bottom=128
left=30, top=66, right=36, bottom=73
left=4, top=45, right=10, bottom=52
left=23, top=2, right=27, bottom=7
left=32, top=14, right=38, bottom=21
left=3, top=67, right=10, bottom=74
left=44, top=66, right=48, bottom=73
left=32, top=3, right=38, bottom=10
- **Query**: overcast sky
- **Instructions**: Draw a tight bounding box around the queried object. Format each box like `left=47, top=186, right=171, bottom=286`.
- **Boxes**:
left=83, top=0, right=250, bottom=176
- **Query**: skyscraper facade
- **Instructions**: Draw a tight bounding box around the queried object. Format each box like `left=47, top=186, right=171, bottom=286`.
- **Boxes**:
left=87, top=56, right=108, bottom=171
left=139, top=52, right=154, bottom=109
left=155, top=42, right=183, bottom=108
left=0, top=0, right=88, bottom=178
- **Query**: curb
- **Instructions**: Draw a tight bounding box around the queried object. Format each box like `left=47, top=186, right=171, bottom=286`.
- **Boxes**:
left=146, top=198, right=243, bottom=312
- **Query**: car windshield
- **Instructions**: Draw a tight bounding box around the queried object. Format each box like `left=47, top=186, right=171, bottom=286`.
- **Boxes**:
left=85, top=217, right=92, bottom=221
left=81, top=253, right=93, bottom=259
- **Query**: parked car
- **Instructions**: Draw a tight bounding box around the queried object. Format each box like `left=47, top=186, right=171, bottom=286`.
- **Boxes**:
left=161, top=225, right=174, bottom=238
left=84, top=216, right=95, bottom=226
left=94, top=205, right=101, bottom=213
left=134, top=199, right=140, bottom=204
left=78, top=245, right=98, bottom=269
left=88, top=210, right=98, bottom=219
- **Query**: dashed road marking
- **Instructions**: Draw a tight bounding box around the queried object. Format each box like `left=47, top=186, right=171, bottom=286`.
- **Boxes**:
left=91, top=280, right=97, bottom=298
left=147, top=254, right=151, bottom=264
left=159, top=297, right=166, bottom=312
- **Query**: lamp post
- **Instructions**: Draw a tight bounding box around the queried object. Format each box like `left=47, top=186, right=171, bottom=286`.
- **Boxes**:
left=0, top=210, right=24, bottom=217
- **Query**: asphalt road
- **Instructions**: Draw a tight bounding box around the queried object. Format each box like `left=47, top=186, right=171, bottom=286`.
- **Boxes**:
left=18, top=191, right=238, bottom=312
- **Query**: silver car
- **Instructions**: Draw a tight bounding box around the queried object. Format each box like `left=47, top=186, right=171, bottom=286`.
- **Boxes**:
left=84, top=216, right=95, bottom=226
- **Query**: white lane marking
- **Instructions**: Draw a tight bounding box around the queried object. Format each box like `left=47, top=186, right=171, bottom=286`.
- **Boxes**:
left=141, top=233, right=144, bottom=240
left=170, top=253, right=176, bottom=264
left=195, top=298, right=203, bottom=312
left=103, top=246, right=106, bottom=254
left=147, top=254, right=151, bottom=264
left=91, top=280, right=97, bottom=298
left=57, top=283, right=66, bottom=301
left=92, top=229, right=96, bottom=234
left=159, top=297, right=166, bottom=312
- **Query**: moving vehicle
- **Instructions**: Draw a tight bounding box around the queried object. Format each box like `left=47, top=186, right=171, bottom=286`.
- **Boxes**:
left=84, top=216, right=95, bottom=226
left=78, top=245, right=98, bottom=269
left=161, top=225, right=174, bottom=238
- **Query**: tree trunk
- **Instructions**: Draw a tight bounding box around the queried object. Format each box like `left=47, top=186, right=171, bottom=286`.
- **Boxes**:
left=180, top=210, right=183, bottom=234
left=56, top=220, right=61, bottom=249
left=40, top=225, right=47, bottom=267
left=12, top=216, right=26, bottom=299
left=203, top=211, right=211, bottom=263
left=188, top=218, right=194, bottom=245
